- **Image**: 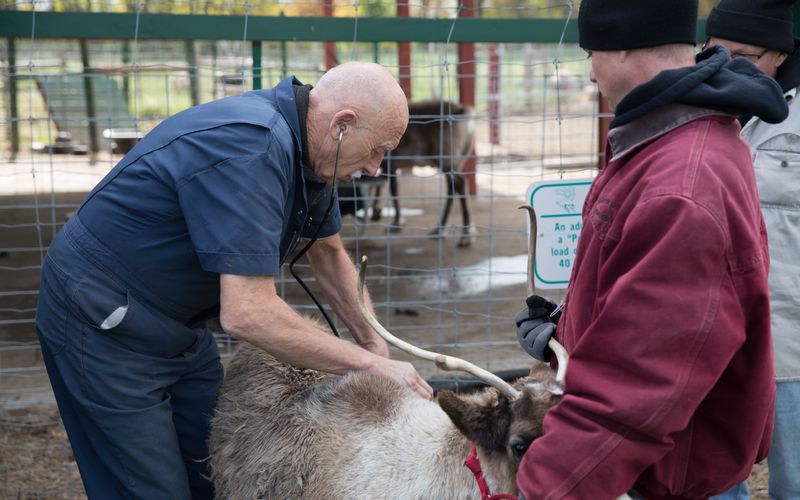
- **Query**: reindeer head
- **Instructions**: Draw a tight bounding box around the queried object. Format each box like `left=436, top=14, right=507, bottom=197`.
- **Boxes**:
left=430, top=365, right=562, bottom=495
left=437, top=364, right=562, bottom=471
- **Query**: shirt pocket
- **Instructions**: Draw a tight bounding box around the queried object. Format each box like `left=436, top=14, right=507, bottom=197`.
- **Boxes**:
left=753, top=133, right=800, bottom=209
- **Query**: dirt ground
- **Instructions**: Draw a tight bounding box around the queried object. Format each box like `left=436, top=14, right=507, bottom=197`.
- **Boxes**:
left=0, top=156, right=771, bottom=498
left=0, top=406, right=771, bottom=499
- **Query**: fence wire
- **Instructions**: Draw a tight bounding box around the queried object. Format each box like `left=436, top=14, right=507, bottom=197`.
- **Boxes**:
left=0, top=1, right=605, bottom=497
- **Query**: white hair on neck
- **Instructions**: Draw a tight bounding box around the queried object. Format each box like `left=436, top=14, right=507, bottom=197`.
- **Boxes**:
left=638, top=43, right=697, bottom=63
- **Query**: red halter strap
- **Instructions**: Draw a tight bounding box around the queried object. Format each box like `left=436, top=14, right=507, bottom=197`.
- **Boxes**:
left=463, top=445, right=518, bottom=500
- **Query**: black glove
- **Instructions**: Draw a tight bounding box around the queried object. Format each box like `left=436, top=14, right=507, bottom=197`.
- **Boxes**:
left=515, top=295, right=560, bottom=362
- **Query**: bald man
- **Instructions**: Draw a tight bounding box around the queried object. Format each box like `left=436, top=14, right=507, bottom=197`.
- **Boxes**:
left=34, top=62, right=430, bottom=499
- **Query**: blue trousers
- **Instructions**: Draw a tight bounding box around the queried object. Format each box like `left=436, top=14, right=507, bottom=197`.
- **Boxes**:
left=709, top=481, right=749, bottom=500
left=769, top=380, right=800, bottom=500
left=35, top=232, right=223, bottom=499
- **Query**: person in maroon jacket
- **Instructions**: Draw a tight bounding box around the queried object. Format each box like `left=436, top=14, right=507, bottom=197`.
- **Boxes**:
left=513, top=1, right=790, bottom=498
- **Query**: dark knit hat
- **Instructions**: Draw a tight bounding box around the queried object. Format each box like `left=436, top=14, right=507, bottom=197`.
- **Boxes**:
left=578, top=0, right=698, bottom=50
left=706, top=0, right=795, bottom=54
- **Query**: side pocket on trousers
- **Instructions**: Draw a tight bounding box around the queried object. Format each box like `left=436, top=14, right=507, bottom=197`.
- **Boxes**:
left=95, top=291, right=200, bottom=359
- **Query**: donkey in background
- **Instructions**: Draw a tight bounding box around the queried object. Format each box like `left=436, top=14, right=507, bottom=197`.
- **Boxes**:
left=371, top=100, right=476, bottom=247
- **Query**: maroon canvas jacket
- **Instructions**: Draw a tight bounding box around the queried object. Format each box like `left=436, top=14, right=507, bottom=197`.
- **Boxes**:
left=517, top=105, right=775, bottom=499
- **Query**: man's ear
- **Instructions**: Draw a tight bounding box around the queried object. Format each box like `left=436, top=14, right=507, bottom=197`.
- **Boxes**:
left=330, top=109, right=356, bottom=139
left=438, top=390, right=511, bottom=452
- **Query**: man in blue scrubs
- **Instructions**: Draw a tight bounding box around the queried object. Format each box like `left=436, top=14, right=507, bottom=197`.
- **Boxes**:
left=35, top=61, right=433, bottom=499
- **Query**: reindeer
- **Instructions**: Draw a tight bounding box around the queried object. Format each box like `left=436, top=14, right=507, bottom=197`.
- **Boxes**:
left=369, top=100, right=476, bottom=248
left=208, top=244, right=570, bottom=499
left=209, top=343, right=562, bottom=498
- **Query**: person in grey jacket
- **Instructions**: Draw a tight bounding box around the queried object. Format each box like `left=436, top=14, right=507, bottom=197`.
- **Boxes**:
left=705, top=1, right=800, bottom=499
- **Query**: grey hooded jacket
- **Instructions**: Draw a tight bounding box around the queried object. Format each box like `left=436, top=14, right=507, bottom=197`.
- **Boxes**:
left=742, top=80, right=800, bottom=382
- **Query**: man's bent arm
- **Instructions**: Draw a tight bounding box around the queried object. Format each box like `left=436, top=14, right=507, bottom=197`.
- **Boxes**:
left=306, top=234, right=389, bottom=358
left=219, top=273, right=432, bottom=398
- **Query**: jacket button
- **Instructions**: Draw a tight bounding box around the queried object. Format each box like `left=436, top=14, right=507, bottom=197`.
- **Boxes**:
left=781, top=161, right=789, bottom=167
left=298, top=210, right=304, bottom=215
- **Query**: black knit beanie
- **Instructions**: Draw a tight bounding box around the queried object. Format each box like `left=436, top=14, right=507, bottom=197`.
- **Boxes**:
left=706, top=0, right=795, bottom=54
left=578, top=0, right=698, bottom=50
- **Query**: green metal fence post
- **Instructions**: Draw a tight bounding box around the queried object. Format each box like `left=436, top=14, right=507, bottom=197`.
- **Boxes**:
left=7, top=37, right=18, bottom=161
left=281, top=40, right=288, bottom=79
left=185, top=40, right=200, bottom=105
left=252, top=40, right=262, bottom=90
left=211, top=41, right=219, bottom=100
left=280, top=11, right=288, bottom=80
left=122, top=40, right=131, bottom=103
left=79, top=39, right=99, bottom=162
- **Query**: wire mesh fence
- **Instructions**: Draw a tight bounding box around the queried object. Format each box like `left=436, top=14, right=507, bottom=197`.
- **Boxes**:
left=1, top=1, right=604, bottom=497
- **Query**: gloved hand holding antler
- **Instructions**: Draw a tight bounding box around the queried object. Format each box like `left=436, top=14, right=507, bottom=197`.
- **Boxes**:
left=515, top=295, right=562, bottom=362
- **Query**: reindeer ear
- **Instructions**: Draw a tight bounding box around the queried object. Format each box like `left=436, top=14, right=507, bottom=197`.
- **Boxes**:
left=527, top=363, right=563, bottom=396
left=546, top=379, right=564, bottom=396
left=528, top=363, right=551, bottom=379
left=438, top=390, right=511, bottom=452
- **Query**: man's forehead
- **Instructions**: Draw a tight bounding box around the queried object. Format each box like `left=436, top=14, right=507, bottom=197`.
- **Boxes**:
left=382, top=124, right=405, bottom=149
left=382, top=134, right=402, bottom=150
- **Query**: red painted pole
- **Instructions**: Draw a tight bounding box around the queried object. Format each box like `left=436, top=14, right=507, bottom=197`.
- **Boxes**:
left=323, top=0, right=337, bottom=69
left=597, top=92, right=611, bottom=169
left=458, top=0, right=477, bottom=195
left=397, top=0, right=412, bottom=99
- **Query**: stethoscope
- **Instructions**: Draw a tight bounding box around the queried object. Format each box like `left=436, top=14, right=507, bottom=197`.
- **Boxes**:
left=287, top=124, right=346, bottom=337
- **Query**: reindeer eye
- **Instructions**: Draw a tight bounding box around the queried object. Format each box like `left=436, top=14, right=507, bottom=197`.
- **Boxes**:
left=511, top=442, right=529, bottom=459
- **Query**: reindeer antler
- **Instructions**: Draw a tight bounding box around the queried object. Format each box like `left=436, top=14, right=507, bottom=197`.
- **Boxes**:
left=518, top=205, right=538, bottom=298
left=517, top=205, right=569, bottom=386
left=356, top=257, right=521, bottom=400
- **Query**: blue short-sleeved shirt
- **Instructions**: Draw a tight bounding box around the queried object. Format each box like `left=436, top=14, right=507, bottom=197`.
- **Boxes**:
left=74, top=77, right=341, bottom=321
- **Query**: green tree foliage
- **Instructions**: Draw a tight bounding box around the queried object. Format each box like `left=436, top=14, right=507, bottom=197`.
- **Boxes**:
left=481, top=0, right=573, bottom=19
left=699, top=0, right=721, bottom=18
left=4, top=0, right=723, bottom=19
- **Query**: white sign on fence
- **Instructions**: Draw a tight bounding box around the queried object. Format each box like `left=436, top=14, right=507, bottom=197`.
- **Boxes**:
left=525, top=179, right=593, bottom=289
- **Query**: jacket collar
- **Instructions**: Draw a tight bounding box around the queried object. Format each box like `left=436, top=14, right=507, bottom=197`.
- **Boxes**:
left=274, top=76, right=328, bottom=183
left=613, top=46, right=788, bottom=130
left=608, top=104, right=728, bottom=161
left=274, top=76, right=306, bottom=163
left=741, top=86, right=799, bottom=137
